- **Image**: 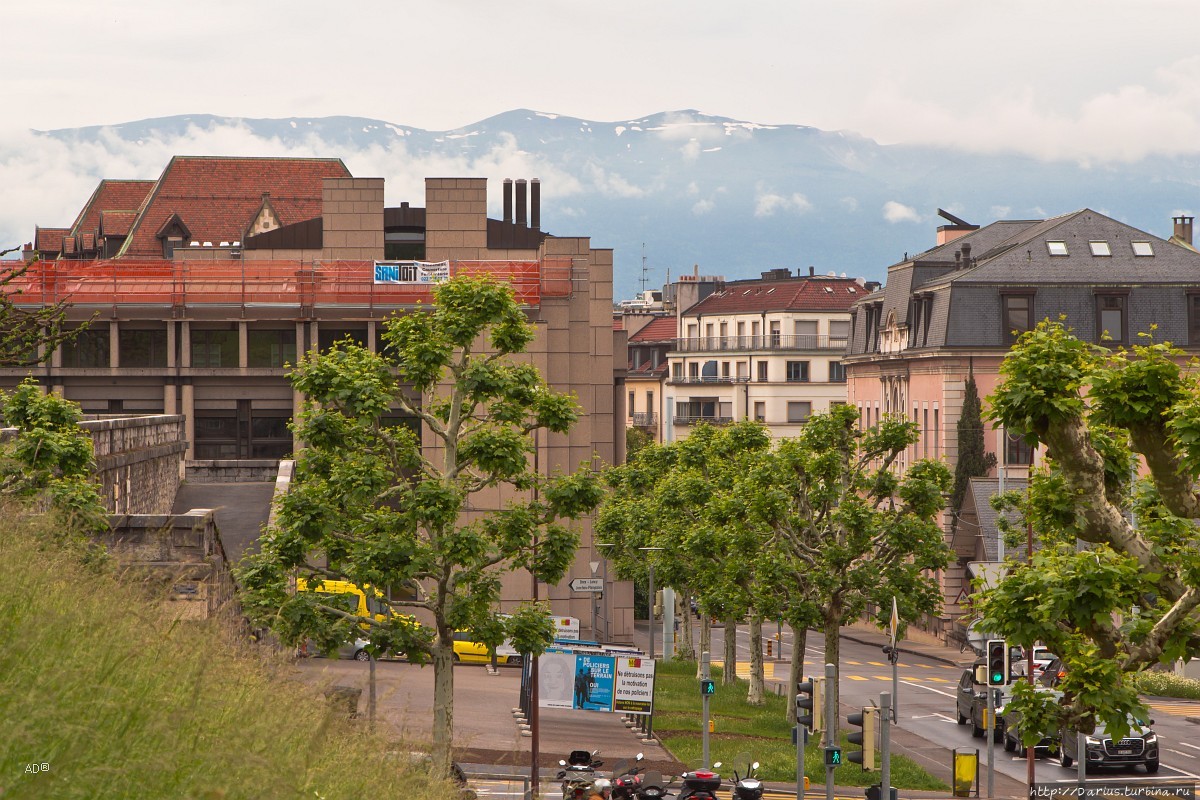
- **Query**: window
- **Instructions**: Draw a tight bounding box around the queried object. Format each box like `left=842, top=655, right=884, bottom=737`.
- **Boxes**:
left=736, top=361, right=748, bottom=379
left=1002, top=294, right=1034, bottom=344
left=829, top=361, right=846, bottom=382
left=787, top=401, right=812, bottom=423
left=646, top=391, right=654, bottom=414
left=672, top=362, right=683, bottom=380
left=721, top=361, right=730, bottom=378
left=1189, top=294, right=1200, bottom=345
left=754, top=402, right=765, bottom=422
left=756, top=361, right=768, bottom=382
left=194, top=401, right=293, bottom=459
left=119, top=327, right=167, bottom=368
left=1046, top=241, right=1068, bottom=256
left=247, top=329, right=296, bottom=368
left=688, top=362, right=699, bottom=379
left=769, top=320, right=781, bottom=346
left=786, top=361, right=810, bottom=382
left=794, top=320, right=818, bottom=346
left=1089, top=241, right=1111, bottom=257
left=1096, top=293, right=1127, bottom=343
left=61, top=327, right=110, bottom=368
left=701, top=360, right=718, bottom=379
left=933, top=408, right=940, bottom=457
left=191, top=328, right=238, bottom=368
left=317, top=327, right=367, bottom=351
left=1005, top=432, right=1035, bottom=466
left=829, top=320, right=850, bottom=345
left=687, top=323, right=698, bottom=338
left=1132, top=241, right=1154, bottom=257
left=923, top=408, right=930, bottom=459
left=628, top=391, right=635, bottom=416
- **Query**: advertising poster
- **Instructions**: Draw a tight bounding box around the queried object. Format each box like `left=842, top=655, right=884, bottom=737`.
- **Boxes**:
left=537, top=652, right=577, bottom=709
left=574, top=655, right=615, bottom=711
left=613, top=656, right=656, bottom=715
left=553, top=616, right=580, bottom=640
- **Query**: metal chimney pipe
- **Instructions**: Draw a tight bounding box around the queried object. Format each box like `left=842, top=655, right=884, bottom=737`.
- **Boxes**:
left=503, top=179, right=513, bottom=224
left=515, top=179, right=527, bottom=227
left=530, top=179, right=541, bottom=231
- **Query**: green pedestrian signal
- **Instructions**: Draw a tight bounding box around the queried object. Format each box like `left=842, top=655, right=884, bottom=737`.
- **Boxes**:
left=824, top=746, right=843, bottom=767
left=700, top=679, right=715, bottom=695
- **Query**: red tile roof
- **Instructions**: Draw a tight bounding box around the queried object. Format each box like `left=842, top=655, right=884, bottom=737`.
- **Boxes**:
left=118, top=156, right=351, bottom=257
left=628, top=315, right=678, bottom=343
left=70, top=180, right=155, bottom=237
left=35, top=227, right=69, bottom=253
left=685, top=277, right=863, bottom=315
left=100, top=210, right=138, bottom=237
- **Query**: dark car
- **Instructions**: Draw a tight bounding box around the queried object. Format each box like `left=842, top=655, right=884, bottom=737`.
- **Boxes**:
left=1057, top=718, right=1159, bottom=773
left=1038, top=657, right=1067, bottom=688
left=1002, top=688, right=1061, bottom=754
left=956, top=666, right=1007, bottom=742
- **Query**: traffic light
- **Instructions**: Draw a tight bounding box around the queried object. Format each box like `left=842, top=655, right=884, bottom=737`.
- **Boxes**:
left=824, top=746, right=843, bottom=767
left=986, top=639, right=1009, bottom=686
left=847, top=706, right=877, bottom=770
left=796, top=677, right=824, bottom=733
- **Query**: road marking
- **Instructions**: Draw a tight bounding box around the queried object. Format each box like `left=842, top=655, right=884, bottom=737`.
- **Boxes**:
left=912, top=712, right=958, bottom=723
left=868, top=661, right=886, bottom=667
left=1175, top=741, right=1200, bottom=752
left=845, top=660, right=863, bottom=665
left=900, top=679, right=956, bottom=699
left=847, top=675, right=869, bottom=681
left=927, top=677, right=951, bottom=683
left=1149, top=701, right=1200, bottom=717
left=1166, top=748, right=1197, bottom=758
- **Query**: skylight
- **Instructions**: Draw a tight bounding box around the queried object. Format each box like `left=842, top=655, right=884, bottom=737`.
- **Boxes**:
left=1132, top=241, right=1154, bottom=257
left=766, top=288, right=776, bottom=294
left=848, top=287, right=857, bottom=293
left=1089, top=241, right=1111, bottom=257
left=1047, top=241, right=1068, bottom=256
left=824, top=286, right=833, bottom=293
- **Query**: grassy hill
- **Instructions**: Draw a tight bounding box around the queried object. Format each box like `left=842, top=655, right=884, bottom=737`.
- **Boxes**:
left=0, top=511, right=454, bottom=800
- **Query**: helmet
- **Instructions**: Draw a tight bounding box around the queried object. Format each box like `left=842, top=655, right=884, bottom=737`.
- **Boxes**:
left=592, top=777, right=613, bottom=797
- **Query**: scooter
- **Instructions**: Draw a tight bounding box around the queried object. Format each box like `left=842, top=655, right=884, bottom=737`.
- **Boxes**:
left=675, top=764, right=722, bottom=800
left=634, top=770, right=670, bottom=799
left=727, top=753, right=764, bottom=800
left=610, top=753, right=646, bottom=799
left=557, top=750, right=604, bottom=800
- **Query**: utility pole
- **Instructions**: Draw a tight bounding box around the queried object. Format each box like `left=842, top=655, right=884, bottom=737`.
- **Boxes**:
left=880, top=690, right=892, bottom=800
left=824, top=662, right=837, bottom=800
left=701, top=651, right=712, bottom=768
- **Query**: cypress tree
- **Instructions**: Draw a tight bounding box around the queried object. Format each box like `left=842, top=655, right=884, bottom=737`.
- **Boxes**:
left=950, top=375, right=996, bottom=522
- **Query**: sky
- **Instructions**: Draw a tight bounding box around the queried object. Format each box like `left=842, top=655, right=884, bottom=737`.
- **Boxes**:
left=6, top=0, right=1200, bottom=260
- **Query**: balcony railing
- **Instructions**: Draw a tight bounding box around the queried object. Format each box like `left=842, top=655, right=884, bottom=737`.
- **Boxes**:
left=673, top=415, right=734, bottom=426
left=672, top=335, right=848, bottom=353
left=667, top=375, right=752, bottom=385
left=631, top=412, right=658, bottom=427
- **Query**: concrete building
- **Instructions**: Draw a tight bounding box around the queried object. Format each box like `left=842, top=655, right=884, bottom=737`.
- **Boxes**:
left=844, top=208, right=1200, bottom=635
left=17, top=161, right=631, bottom=639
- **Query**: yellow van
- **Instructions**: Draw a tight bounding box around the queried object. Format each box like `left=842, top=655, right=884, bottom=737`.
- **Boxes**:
left=295, top=578, right=395, bottom=626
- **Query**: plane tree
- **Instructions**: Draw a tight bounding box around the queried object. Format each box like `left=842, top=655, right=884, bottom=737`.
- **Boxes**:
left=743, top=404, right=953, bottom=733
left=0, top=246, right=86, bottom=367
left=236, top=275, right=602, bottom=775
left=977, top=320, right=1200, bottom=743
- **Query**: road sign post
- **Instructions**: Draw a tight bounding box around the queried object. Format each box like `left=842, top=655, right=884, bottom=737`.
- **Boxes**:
left=701, top=650, right=712, bottom=768
left=825, top=662, right=837, bottom=800
left=568, top=578, right=604, bottom=593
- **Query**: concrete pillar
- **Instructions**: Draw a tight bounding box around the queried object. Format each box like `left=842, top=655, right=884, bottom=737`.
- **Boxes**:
left=180, top=321, right=192, bottom=367
left=109, top=320, right=120, bottom=368
left=182, top=383, right=195, bottom=460
left=238, top=321, right=248, bottom=370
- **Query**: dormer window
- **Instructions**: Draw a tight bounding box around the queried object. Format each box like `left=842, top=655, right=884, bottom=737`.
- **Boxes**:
left=1089, top=241, right=1111, bottom=257
left=1046, top=241, right=1068, bottom=256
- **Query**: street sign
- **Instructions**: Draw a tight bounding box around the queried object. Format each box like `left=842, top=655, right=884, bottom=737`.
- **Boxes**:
left=569, top=578, right=604, bottom=593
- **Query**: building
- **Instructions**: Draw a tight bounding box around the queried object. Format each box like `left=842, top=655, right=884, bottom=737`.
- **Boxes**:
left=665, top=267, right=866, bottom=440
left=16, top=161, right=631, bottom=638
left=624, top=315, right=675, bottom=443
left=844, top=208, right=1200, bottom=633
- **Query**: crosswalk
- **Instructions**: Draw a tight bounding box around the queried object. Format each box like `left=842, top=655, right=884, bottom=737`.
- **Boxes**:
left=1147, top=700, right=1200, bottom=718
left=470, top=779, right=872, bottom=800
left=710, top=659, right=959, bottom=682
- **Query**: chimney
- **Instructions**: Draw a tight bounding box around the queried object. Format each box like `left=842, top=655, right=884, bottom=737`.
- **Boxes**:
left=961, top=242, right=972, bottom=266
left=809, top=266, right=815, bottom=276
left=530, top=179, right=541, bottom=231
left=1174, top=215, right=1194, bottom=246
left=515, top=179, right=527, bottom=227
left=503, top=179, right=513, bottom=224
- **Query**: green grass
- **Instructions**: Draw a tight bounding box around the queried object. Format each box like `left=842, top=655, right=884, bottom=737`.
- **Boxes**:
left=0, top=511, right=457, bottom=800
left=652, top=660, right=948, bottom=789
left=1133, top=670, right=1200, bottom=700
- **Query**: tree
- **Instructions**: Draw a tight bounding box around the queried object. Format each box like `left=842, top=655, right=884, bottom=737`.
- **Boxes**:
left=745, top=404, right=953, bottom=733
left=978, top=319, right=1200, bottom=742
left=0, top=247, right=87, bottom=367
left=950, top=375, right=996, bottom=521
left=237, top=275, right=603, bottom=774
left=625, top=425, right=653, bottom=459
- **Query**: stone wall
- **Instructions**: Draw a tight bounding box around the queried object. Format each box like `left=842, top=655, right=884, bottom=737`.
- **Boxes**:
left=185, top=459, right=281, bottom=484
left=80, top=415, right=187, bottom=514
left=99, top=509, right=238, bottom=621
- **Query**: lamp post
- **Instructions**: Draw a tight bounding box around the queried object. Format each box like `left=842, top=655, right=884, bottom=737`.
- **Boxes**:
left=596, top=542, right=614, bottom=643
left=638, top=547, right=665, bottom=659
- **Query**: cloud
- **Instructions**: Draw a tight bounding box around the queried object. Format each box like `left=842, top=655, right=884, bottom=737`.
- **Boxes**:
left=582, top=162, right=646, bottom=198
left=754, top=185, right=813, bottom=217
left=680, top=140, right=701, bottom=161
left=692, top=198, right=715, bottom=215
left=840, top=197, right=859, bottom=213
left=883, top=201, right=920, bottom=223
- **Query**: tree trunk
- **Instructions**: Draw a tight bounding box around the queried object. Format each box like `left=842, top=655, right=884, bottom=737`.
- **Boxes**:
left=697, top=614, right=712, bottom=679
left=431, top=635, right=456, bottom=776
left=722, top=615, right=738, bottom=686
left=822, top=606, right=842, bottom=740
left=679, top=592, right=695, bottom=661
left=786, top=624, right=808, bottom=724
left=748, top=616, right=765, bottom=705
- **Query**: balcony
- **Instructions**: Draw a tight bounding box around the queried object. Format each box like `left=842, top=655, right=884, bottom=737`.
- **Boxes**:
left=667, top=375, right=752, bottom=385
left=672, top=335, right=848, bottom=353
left=631, top=412, right=658, bottom=428
left=673, top=415, right=734, bottom=426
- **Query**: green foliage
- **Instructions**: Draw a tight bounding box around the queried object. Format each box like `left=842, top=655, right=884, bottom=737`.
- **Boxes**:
left=950, top=375, right=996, bottom=516
left=237, top=275, right=602, bottom=772
left=625, top=425, right=653, bottom=458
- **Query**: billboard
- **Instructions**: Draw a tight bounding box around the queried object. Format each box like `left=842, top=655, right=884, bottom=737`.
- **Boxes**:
left=537, top=651, right=655, bottom=715
left=373, top=260, right=450, bottom=285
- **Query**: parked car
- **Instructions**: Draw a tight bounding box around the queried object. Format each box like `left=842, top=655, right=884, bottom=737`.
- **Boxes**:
left=1038, top=657, right=1067, bottom=688
left=1012, top=646, right=1056, bottom=679
left=451, top=631, right=522, bottom=666
left=956, top=666, right=1007, bottom=742
left=1058, top=718, right=1159, bottom=773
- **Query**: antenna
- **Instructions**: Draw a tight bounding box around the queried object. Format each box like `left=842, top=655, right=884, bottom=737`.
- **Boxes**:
left=639, top=243, right=650, bottom=295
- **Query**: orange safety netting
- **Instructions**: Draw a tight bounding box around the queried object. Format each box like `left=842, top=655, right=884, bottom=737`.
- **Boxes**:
left=0, top=257, right=578, bottom=307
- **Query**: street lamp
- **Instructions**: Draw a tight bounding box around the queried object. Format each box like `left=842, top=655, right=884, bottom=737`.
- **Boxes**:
left=638, top=547, right=665, bottom=659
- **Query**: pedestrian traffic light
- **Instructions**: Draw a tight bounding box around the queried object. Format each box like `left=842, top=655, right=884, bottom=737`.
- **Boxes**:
left=824, top=746, right=843, bottom=767
left=847, top=706, right=877, bottom=770
left=986, top=639, right=1009, bottom=686
left=796, top=677, right=824, bottom=733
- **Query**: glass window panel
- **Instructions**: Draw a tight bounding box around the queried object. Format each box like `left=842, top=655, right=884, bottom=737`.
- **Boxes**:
left=247, top=329, right=295, bottom=368
left=1046, top=241, right=1068, bottom=256
left=119, top=328, right=167, bottom=368
left=191, top=329, right=238, bottom=368
left=61, top=328, right=110, bottom=368
left=1132, top=241, right=1154, bottom=256
left=1089, top=241, right=1111, bottom=256
left=787, top=402, right=812, bottom=423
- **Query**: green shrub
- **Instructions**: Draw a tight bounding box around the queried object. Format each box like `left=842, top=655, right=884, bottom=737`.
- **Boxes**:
left=1132, top=670, right=1200, bottom=700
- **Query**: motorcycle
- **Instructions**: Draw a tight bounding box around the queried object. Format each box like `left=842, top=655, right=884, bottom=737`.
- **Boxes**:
left=610, top=753, right=646, bottom=799
left=675, top=764, right=722, bottom=800
left=727, top=753, right=764, bottom=800
left=634, top=770, right=670, bottom=799
left=557, top=749, right=604, bottom=800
